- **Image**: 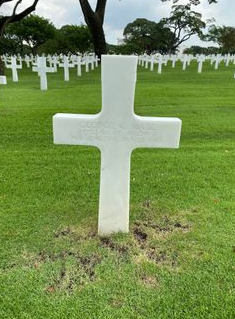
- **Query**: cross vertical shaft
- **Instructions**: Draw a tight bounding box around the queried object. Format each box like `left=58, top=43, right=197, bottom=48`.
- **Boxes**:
left=100, top=56, right=137, bottom=121
left=98, top=145, right=131, bottom=234
left=98, top=56, right=138, bottom=234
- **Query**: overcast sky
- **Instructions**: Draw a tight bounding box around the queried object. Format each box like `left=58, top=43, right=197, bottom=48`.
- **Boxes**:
left=2, top=0, right=235, bottom=47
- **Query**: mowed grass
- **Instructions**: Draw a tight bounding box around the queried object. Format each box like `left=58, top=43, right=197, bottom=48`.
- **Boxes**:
left=0, top=60, right=235, bottom=319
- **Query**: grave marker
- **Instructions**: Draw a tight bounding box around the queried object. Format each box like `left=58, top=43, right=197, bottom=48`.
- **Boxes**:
left=53, top=55, right=182, bottom=235
left=197, top=55, right=205, bottom=73
left=24, top=55, right=31, bottom=67
left=157, top=55, right=163, bottom=74
left=150, top=55, right=155, bottom=71
left=32, top=56, right=54, bottom=90
left=59, top=56, right=74, bottom=81
left=6, top=56, right=22, bottom=82
left=171, top=55, right=178, bottom=68
left=53, top=56, right=58, bottom=73
left=74, top=55, right=82, bottom=76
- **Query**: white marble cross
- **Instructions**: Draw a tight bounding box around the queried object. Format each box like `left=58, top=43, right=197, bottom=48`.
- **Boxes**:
left=24, top=55, right=31, bottom=68
left=182, top=55, right=188, bottom=71
left=145, top=56, right=149, bottom=69
left=6, top=56, right=22, bottom=82
left=84, top=56, right=90, bottom=73
left=2, top=55, right=8, bottom=67
left=141, top=55, right=146, bottom=67
left=53, top=56, right=58, bottom=73
left=225, top=54, right=231, bottom=67
left=73, top=55, right=82, bottom=76
left=95, top=55, right=99, bottom=67
left=157, top=55, right=163, bottom=74
left=214, top=54, right=221, bottom=70
left=171, top=55, right=178, bottom=68
left=150, top=55, right=155, bottom=71
left=197, top=55, right=205, bottom=73
left=47, top=55, right=53, bottom=68
left=53, top=55, right=182, bottom=235
left=59, top=56, right=74, bottom=81
left=90, top=54, right=95, bottom=70
left=32, top=57, right=54, bottom=90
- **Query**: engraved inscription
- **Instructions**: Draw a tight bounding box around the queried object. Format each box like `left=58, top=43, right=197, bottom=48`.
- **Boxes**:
left=69, top=120, right=161, bottom=145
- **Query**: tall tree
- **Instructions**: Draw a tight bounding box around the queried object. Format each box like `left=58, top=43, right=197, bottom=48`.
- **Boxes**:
left=5, top=14, right=56, bottom=54
left=38, top=24, right=93, bottom=55
left=123, top=18, right=174, bottom=54
left=161, top=4, right=207, bottom=53
left=58, top=24, right=93, bottom=54
left=79, top=0, right=107, bottom=58
left=203, top=25, right=235, bottom=54
left=0, top=0, right=39, bottom=74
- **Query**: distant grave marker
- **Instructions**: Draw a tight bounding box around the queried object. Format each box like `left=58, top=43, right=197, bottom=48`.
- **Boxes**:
left=150, top=55, right=155, bottom=71
left=74, top=55, right=82, bottom=76
left=53, top=56, right=58, bottom=73
left=24, top=55, right=31, bottom=68
left=171, top=55, right=178, bottom=68
left=6, top=56, right=22, bottom=82
left=157, top=55, right=163, bottom=74
left=59, top=56, right=74, bottom=81
left=197, top=55, right=205, bottom=73
left=32, top=56, right=54, bottom=90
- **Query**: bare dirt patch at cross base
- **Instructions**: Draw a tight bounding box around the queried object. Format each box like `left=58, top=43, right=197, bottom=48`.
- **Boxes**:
left=0, top=211, right=191, bottom=293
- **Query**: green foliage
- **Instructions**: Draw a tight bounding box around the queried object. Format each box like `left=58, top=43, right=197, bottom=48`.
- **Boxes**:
left=183, top=45, right=220, bottom=55
left=0, top=37, right=25, bottom=55
left=161, top=0, right=217, bottom=4
left=36, top=38, right=60, bottom=55
left=123, top=18, right=175, bottom=54
left=57, top=24, right=93, bottom=54
left=4, top=17, right=93, bottom=55
left=38, top=24, right=93, bottom=55
left=121, top=5, right=210, bottom=54
left=0, top=32, right=32, bottom=55
left=203, top=25, right=235, bottom=54
left=108, top=43, right=143, bottom=55
left=5, top=14, right=56, bottom=54
left=161, top=4, right=207, bottom=52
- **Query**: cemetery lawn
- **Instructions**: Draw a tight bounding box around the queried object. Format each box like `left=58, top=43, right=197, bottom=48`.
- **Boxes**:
left=1, top=61, right=235, bottom=319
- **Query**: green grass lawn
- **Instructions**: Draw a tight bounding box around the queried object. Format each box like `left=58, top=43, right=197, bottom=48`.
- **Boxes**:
left=0, top=60, right=235, bottom=319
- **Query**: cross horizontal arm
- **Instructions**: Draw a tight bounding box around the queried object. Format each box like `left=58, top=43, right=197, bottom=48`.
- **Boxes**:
left=131, top=115, right=182, bottom=149
left=32, top=66, right=54, bottom=73
left=53, top=113, right=102, bottom=148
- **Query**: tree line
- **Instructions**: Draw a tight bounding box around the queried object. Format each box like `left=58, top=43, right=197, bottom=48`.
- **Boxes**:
left=0, top=0, right=218, bottom=56
left=3, top=0, right=235, bottom=75
left=2, top=12, right=235, bottom=58
left=1, top=15, right=93, bottom=55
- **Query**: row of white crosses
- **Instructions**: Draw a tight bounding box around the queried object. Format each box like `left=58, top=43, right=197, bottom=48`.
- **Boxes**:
left=139, top=53, right=235, bottom=75
left=0, top=53, right=99, bottom=88
left=53, top=55, right=182, bottom=235
left=2, top=53, right=98, bottom=70
left=34, top=54, right=98, bottom=89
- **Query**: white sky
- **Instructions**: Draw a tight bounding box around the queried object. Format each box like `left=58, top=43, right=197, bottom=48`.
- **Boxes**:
left=1, top=0, right=235, bottom=47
